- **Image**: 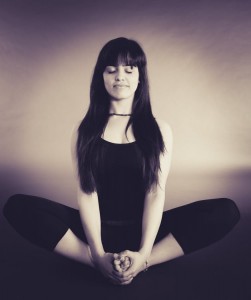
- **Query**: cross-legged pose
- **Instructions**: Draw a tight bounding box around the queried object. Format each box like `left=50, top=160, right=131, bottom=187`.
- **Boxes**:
left=3, top=37, right=240, bottom=286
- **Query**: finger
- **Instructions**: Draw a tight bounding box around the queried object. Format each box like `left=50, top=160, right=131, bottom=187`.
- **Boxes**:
left=119, top=250, right=130, bottom=257
left=120, top=255, right=125, bottom=262
left=123, top=269, right=136, bottom=278
left=125, top=256, right=131, bottom=263
left=117, top=274, right=134, bottom=283
left=119, top=277, right=134, bottom=285
left=115, top=272, right=134, bottom=281
left=121, top=257, right=132, bottom=270
left=122, top=256, right=130, bottom=265
left=112, top=270, right=125, bottom=279
left=113, top=253, right=119, bottom=259
left=121, top=264, right=131, bottom=272
left=114, top=264, right=123, bottom=272
left=123, top=258, right=131, bottom=268
left=113, top=257, right=124, bottom=272
left=120, top=275, right=134, bottom=282
left=114, top=259, right=121, bottom=265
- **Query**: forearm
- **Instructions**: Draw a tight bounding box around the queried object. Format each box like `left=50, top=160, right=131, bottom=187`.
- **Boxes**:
left=78, top=190, right=105, bottom=258
left=139, top=190, right=165, bottom=259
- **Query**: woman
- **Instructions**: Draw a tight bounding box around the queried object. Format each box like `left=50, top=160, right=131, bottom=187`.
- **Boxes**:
left=3, top=37, right=240, bottom=286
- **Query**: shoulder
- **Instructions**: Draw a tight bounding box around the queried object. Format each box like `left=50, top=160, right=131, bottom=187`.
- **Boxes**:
left=71, top=120, right=82, bottom=142
left=155, top=118, right=172, bottom=138
left=70, top=120, right=82, bottom=159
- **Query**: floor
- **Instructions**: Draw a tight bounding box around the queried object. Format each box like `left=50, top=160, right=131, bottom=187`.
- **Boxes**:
left=1, top=172, right=251, bottom=300
left=1, top=208, right=250, bottom=300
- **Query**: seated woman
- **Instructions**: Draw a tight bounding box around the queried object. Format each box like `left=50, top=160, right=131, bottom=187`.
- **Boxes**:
left=3, top=37, right=240, bottom=286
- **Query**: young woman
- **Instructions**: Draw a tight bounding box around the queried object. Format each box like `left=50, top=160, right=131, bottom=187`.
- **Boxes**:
left=3, top=37, right=240, bottom=286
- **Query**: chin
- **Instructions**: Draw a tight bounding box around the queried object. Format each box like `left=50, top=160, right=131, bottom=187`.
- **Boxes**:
left=112, top=94, right=132, bottom=101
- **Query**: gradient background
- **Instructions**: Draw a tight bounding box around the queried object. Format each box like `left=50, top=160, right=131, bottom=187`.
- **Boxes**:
left=1, top=0, right=251, bottom=299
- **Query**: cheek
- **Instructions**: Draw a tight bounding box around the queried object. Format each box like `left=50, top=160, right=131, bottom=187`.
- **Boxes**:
left=132, top=72, right=139, bottom=89
left=103, top=76, right=112, bottom=90
left=131, top=77, right=139, bottom=91
left=103, top=74, right=107, bottom=85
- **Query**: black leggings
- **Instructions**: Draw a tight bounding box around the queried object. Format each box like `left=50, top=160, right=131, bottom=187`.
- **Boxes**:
left=3, top=194, right=240, bottom=255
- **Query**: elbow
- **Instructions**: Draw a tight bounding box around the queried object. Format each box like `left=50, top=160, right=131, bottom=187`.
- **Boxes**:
left=146, top=185, right=166, bottom=203
left=148, top=182, right=166, bottom=197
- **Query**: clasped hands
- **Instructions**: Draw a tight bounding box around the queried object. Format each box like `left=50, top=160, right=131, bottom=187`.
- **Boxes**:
left=94, top=250, right=147, bottom=285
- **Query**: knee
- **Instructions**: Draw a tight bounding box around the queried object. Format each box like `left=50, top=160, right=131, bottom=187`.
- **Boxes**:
left=217, top=198, right=241, bottom=230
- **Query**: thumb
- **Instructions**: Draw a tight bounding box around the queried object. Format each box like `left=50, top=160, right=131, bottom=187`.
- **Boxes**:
left=119, top=250, right=131, bottom=257
left=113, top=253, right=119, bottom=259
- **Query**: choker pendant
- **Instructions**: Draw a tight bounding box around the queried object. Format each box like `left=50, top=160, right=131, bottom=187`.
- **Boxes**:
left=108, top=113, right=132, bottom=116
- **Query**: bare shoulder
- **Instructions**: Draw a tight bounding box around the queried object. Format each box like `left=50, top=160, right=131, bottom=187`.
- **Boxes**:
left=71, top=120, right=81, bottom=143
left=70, top=120, right=82, bottom=162
left=155, top=118, right=172, bottom=138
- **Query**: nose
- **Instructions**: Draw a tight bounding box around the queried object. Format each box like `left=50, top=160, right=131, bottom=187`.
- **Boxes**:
left=115, top=68, right=125, bottom=81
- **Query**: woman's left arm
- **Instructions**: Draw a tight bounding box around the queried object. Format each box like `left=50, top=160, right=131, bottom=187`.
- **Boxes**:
left=120, top=120, right=173, bottom=278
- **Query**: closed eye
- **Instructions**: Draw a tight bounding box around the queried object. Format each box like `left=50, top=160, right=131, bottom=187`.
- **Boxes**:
left=104, top=65, right=137, bottom=74
left=105, top=66, right=116, bottom=73
left=125, top=66, right=135, bottom=73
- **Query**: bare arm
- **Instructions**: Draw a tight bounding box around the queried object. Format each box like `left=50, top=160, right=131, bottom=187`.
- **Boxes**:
left=77, top=189, right=105, bottom=259
left=139, top=120, right=173, bottom=259
left=71, top=124, right=105, bottom=258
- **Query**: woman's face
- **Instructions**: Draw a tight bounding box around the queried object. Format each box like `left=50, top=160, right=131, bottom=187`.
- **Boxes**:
left=103, top=65, right=139, bottom=102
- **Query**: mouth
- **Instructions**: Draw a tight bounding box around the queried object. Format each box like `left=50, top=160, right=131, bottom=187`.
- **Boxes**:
left=113, top=84, right=129, bottom=88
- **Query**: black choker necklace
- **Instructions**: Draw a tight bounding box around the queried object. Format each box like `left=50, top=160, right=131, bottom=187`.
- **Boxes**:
left=109, top=113, right=132, bottom=116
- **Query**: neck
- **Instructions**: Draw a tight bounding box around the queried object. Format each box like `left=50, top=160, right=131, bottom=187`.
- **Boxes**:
left=109, top=98, right=133, bottom=115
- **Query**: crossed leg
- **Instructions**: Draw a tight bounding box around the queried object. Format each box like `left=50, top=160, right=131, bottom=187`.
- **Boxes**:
left=3, top=195, right=240, bottom=282
left=54, top=228, right=184, bottom=268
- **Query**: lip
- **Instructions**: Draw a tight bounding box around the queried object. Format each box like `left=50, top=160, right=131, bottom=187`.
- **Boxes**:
left=113, top=84, right=129, bottom=88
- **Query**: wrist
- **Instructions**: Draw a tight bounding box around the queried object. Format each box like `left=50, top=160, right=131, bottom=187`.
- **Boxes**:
left=143, top=260, right=149, bottom=272
left=89, top=246, right=105, bottom=261
left=138, top=248, right=151, bottom=272
left=138, top=248, right=151, bottom=260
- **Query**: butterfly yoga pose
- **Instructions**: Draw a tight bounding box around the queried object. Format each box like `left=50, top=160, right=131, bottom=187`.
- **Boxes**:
left=3, top=37, right=240, bottom=285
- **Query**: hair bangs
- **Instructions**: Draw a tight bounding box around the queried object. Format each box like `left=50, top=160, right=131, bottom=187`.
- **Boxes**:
left=117, top=51, right=142, bottom=67
left=100, top=38, right=146, bottom=70
left=104, top=50, right=141, bottom=68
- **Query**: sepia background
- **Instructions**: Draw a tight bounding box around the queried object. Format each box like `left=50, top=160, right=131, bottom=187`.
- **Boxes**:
left=0, top=0, right=250, bottom=299
left=0, top=0, right=250, bottom=210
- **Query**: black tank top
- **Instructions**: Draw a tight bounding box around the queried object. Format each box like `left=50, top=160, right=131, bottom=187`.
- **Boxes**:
left=96, top=138, right=146, bottom=223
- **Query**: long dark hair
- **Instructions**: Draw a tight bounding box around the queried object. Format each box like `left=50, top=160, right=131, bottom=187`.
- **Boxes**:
left=77, top=37, right=165, bottom=194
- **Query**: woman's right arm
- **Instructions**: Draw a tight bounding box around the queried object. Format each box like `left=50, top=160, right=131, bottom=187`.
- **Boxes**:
left=77, top=189, right=105, bottom=259
left=71, top=125, right=124, bottom=283
left=71, top=124, right=104, bottom=256
left=71, top=124, right=105, bottom=259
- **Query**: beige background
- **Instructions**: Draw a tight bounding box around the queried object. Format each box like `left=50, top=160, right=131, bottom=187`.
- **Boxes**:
left=0, top=0, right=250, bottom=211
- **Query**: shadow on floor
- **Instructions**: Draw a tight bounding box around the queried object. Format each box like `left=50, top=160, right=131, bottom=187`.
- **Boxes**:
left=1, top=168, right=251, bottom=300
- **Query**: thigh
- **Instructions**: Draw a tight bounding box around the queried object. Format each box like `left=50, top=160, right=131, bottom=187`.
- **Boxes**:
left=155, top=198, right=240, bottom=254
left=3, top=194, right=87, bottom=249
